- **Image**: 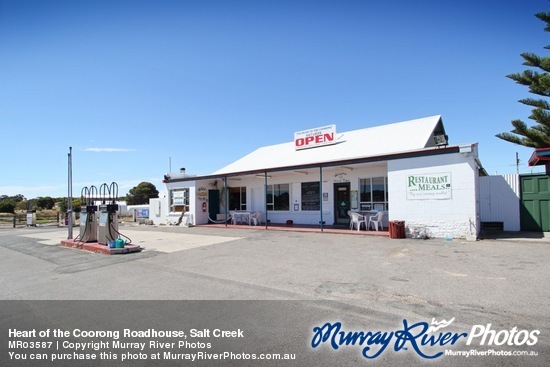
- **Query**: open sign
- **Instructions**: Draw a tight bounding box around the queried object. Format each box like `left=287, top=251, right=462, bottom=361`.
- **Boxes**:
left=294, top=125, right=336, bottom=150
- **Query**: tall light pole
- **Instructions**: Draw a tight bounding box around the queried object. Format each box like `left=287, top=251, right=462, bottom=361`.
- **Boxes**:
left=67, top=147, right=73, bottom=239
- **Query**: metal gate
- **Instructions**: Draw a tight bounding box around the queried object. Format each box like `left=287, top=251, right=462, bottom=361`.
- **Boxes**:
left=479, top=174, right=520, bottom=231
left=521, top=174, right=550, bottom=231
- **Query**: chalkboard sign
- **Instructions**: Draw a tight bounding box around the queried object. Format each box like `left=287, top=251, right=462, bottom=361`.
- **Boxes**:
left=301, top=182, right=320, bottom=211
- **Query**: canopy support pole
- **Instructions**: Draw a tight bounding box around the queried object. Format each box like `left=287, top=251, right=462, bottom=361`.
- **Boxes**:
left=320, top=166, right=323, bottom=232
left=264, top=172, right=268, bottom=229
left=224, top=176, right=228, bottom=227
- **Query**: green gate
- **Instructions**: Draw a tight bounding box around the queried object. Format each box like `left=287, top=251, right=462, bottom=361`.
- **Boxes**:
left=521, top=174, right=550, bottom=231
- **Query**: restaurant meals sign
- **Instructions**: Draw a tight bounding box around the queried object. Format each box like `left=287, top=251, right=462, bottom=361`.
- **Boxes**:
left=407, top=173, right=452, bottom=200
left=294, top=125, right=336, bottom=150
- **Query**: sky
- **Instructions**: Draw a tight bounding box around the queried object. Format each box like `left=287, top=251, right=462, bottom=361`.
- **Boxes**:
left=0, top=0, right=548, bottom=199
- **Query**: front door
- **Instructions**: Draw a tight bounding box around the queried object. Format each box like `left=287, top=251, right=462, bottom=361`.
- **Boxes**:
left=334, top=183, right=351, bottom=225
left=208, top=190, right=220, bottom=223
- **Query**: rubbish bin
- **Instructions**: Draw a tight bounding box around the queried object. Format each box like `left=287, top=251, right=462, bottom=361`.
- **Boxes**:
left=26, top=210, right=36, bottom=227
left=389, top=220, right=406, bottom=239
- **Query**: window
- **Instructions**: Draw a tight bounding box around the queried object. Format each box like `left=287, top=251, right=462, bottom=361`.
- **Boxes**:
left=170, top=188, right=189, bottom=213
left=266, top=183, right=290, bottom=211
left=228, top=187, right=247, bottom=211
left=359, top=177, right=388, bottom=211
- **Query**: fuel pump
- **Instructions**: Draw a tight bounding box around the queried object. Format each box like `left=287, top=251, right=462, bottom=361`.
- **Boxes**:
left=97, top=182, right=119, bottom=245
left=77, top=186, right=98, bottom=243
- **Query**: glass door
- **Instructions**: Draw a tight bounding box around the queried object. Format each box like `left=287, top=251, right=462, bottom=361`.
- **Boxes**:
left=334, top=182, right=351, bottom=225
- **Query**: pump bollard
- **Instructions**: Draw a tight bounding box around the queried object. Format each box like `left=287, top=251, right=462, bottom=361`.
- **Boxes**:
left=97, top=204, right=119, bottom=245
left=79, top=205, right=98, bottom=242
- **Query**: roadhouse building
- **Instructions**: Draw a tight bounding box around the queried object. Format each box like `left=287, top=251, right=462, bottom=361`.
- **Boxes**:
left=153, top=115, right=485, bottom=239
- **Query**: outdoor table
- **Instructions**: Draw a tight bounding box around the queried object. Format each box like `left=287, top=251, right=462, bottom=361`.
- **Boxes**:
left=232, top=211, right=252, bottom=225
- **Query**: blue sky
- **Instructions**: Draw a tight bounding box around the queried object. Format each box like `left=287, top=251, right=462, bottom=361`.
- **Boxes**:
left=0, top=0, right=548, bottom=199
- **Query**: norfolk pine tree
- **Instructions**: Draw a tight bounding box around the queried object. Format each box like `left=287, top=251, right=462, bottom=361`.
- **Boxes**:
left=496, top=12, right=550, bottom=147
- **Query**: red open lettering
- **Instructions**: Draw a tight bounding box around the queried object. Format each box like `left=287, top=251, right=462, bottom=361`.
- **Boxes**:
left=295, top=131, right=335, bottom=148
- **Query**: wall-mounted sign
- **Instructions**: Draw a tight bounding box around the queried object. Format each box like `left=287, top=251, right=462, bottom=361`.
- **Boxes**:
left=136, top=209, right=149, bottom=218
left=333, top=171, right=349, bottom=183
left=351, top=190, right=358, bottom=210
left=294, top=124, right=336, bottom=150
left=301, top=182, right=320, bottom=211
left=197, top=187, right=208, bottom=201
left=407, top=173, right=452, bottom=200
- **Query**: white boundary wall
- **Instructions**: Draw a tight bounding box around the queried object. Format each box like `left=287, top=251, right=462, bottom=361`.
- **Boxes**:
left=148, top=198, right=168, bottom=225
left=479, top=174, right=520, bottom=231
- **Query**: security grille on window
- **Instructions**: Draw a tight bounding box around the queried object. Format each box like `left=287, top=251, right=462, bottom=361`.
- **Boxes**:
left=170, top=189, right=189, bottom=213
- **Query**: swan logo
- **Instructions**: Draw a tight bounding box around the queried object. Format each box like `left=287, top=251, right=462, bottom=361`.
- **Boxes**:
left=427, top=318, right=455, bottom=333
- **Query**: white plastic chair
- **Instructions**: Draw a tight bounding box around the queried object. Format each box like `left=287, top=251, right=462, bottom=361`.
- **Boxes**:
left=349, top=212, right=367, bottom=231
left=251, top=211, right=262, bottom=226
left=231, top=212, right=239, bottom=225
left=368, top=211, right=385, bottom=231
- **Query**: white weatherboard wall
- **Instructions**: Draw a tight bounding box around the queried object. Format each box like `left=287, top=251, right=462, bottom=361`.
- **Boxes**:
left=479, top=174, right=520, bottom=231
left=388, top=150, right=480, bottom=239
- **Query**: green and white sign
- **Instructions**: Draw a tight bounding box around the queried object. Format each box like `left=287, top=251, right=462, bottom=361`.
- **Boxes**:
left=407, top=173, right=452, bottom=200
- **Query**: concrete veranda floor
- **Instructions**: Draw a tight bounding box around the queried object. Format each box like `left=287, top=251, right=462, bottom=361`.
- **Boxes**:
left=196, top=222, right=390, bottom=236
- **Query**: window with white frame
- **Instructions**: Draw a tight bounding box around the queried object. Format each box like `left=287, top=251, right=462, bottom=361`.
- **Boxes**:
left=228, top=187, right=247, bottom=211
left=170, top=188, right=189, bottom=213
left=359, top=177, right=388, bottom=211
left=266, top=183, right=290, bottom=211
